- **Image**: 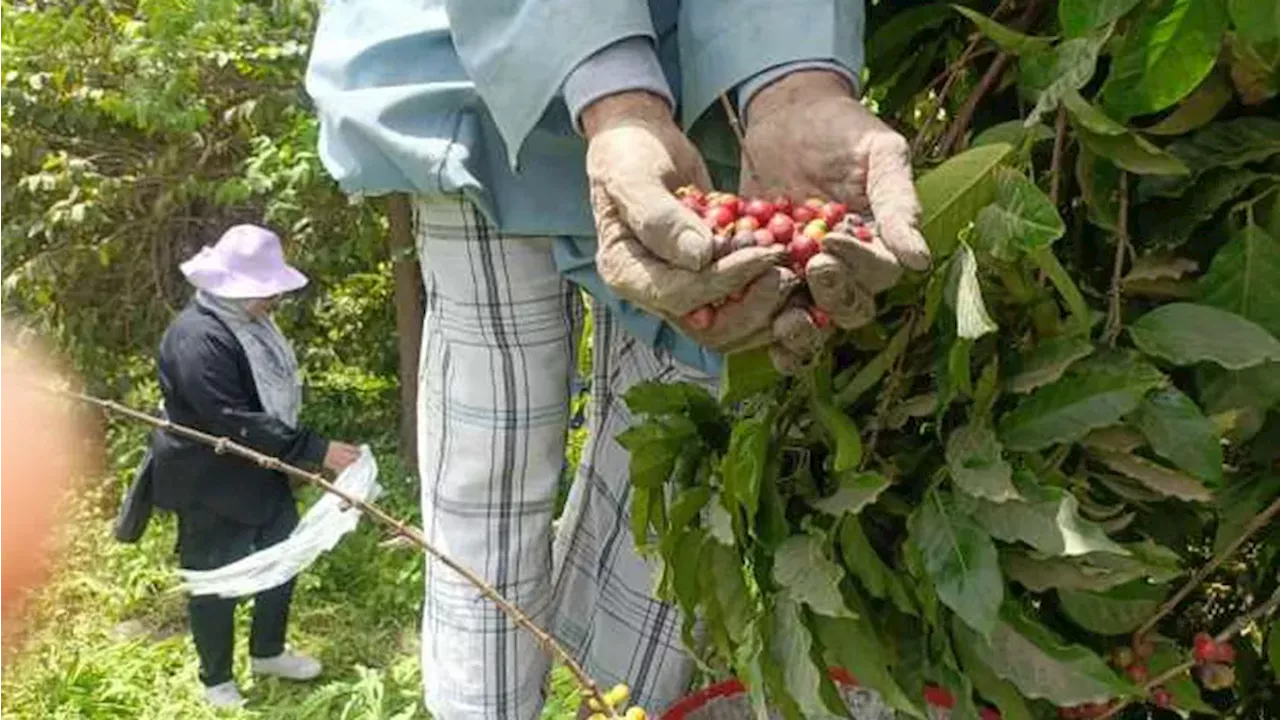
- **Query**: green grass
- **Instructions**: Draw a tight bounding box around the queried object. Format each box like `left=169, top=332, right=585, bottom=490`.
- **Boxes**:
left=1, top=451, right=583, bottom=719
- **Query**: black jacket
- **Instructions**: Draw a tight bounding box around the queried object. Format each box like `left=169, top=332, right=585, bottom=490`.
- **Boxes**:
left=151, top=302, right=328, bottom=525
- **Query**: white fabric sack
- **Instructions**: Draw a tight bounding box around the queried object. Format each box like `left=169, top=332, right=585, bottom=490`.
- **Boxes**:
left=181, top=445, right=383, bottom=598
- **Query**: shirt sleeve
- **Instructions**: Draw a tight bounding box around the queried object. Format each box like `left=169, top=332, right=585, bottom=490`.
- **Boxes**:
left=562, top=36, right=676, bottom=134
left=444, top=0, right=657, bottom=169
left=678, top=0, right=866, bottom=129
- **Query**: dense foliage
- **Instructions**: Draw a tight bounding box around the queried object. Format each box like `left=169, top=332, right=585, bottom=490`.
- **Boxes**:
left=1, top=0, right=397, bottom=442
left=622, top=1, right=1280, bottom=718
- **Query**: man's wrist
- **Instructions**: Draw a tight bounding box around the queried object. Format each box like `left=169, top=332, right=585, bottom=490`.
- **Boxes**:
left=745, top=70, right=857, bottom=126
left=581, top=91, right=675, bottom=139
left=738, top=62, right=859, bottom=124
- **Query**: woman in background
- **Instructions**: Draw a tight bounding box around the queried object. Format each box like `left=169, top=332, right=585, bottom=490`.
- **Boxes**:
left=151, top=225, right=361, bottom=708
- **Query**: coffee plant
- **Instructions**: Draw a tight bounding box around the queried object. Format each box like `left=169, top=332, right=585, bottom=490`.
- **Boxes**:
left=622, top=1, right=1280, bottom=718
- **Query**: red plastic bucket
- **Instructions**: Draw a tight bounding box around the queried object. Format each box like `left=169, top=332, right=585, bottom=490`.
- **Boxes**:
left=660, top=669, right=951, bottom=720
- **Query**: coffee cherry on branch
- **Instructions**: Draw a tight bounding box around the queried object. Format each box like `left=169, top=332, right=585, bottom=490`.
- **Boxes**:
left=1133, top=636, right=1156, bottom=661
left=923, top=685, right=956, bottom=710
left=979, top=707, right=1002, bottom=720
left=1197, top=662, right=1236, bottom=691
left=1126, top=664, right=1148, bottom=684
left=1212, top=640, right=1235, bottom=664
left=1151, top=687, right=1172, bottom=709
left=1193, top=633, right=1215, bottom=663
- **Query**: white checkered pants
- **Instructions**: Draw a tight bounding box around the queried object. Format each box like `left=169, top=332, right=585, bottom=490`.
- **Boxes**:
left=415, top=197, right=712, bottom=720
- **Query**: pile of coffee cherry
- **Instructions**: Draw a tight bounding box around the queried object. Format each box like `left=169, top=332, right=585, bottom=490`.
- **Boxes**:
left=675, top=185, right=878, bottom=331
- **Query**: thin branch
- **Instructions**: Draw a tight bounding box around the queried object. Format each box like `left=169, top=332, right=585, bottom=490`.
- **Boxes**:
left=1104, top=172, right=1130, bottom=346
left=719, top=93, right=758, bottom=184
left=861, top=312, right=918, bottom=466
left=32, top=384, right=620, bottom=718
left=1099, top=586, right=1280, bottom=720
left=1133, top=494, right=1280, bottom=640
left=911, top=34, right=985, bottom=158
left=935, top=0, right=1047, bottom=157
left=1049, top=106, right=1069, bottom=205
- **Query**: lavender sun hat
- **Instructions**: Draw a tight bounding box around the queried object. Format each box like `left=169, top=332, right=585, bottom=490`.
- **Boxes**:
left=180, top=225, right=309, bottom=299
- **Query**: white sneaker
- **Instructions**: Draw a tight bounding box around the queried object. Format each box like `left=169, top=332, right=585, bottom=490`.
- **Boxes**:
left=204, top=681, right=246, bottom=709
left=251, top=649, right=323, bottom=681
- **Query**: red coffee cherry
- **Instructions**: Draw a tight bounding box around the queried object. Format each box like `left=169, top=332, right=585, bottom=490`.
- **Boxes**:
left=1151, top=687, right=1172, bottom=709
left=766, top=214, right=795, bottom=243
left=753, top=228, right=777, bottom=247
left=744, top=198, right=775, bottom=223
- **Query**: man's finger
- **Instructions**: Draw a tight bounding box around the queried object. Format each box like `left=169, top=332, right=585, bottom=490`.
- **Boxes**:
left=772, top=304, right=832, bottom=359
left=686, top=266, right=798, bottom=349
left=597, top=235, right=785, bottom=316
left=806, top=253, right=876, bottom=330
left=821, top=231, right=902, bottom=294
left=607, top=172, right=714, bottom=272
left=865, top=133, right=930, bottom=271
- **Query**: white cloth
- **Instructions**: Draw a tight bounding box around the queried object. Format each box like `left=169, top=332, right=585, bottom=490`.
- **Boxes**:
left=180, top=445, right=382, bottom=598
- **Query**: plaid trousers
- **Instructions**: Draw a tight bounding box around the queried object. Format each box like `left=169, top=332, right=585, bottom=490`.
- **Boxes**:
left=415, top=197, right=713, bottom=720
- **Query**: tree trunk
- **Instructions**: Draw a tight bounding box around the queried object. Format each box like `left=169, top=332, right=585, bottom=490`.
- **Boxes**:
left=386, top=193, right=423, bottom=468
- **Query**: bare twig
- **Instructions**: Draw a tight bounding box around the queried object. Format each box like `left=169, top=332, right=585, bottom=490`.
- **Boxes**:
left=719, top=93, right=758, bottom=184
left=32, top=384, right=619, bottom=718
left=935, top=0, right=1047, bottom=156
left=1049, top=106, right=1069, bottom=205
left=1133, top=494, right=1280, bottom=640
left=861, top=312, right=918, bottom=466
left=1104, top=173, right=1130, bottom=346
left=1099, top=585, right=1280, bottom=720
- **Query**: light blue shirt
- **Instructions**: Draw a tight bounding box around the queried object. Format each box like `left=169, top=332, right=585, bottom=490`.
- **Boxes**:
left=304, top=0, right=865, bottom=375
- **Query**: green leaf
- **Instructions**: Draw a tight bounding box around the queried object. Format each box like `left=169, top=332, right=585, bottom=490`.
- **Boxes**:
left=1145, top=170, right=1274, bottom=247
left=1268, top=618, right=1280, bottom=677
left=999, top=353, right=1167, bottom=451
left=1003, top=542, right=1183, bottom=591
left=1058, top=581, right=1168, bottom=635
left=1200, top=222, right=1280, bottom=338
left=951, top=243, right=998, bottom=339
left=1006, top=334, right=1095, bottom=393
left=811, top=395, right=862, bottom=473
left=705, top=493, right=736, bottom=546
left=1229, top=0, right=1280, bottom=44
left=813, top=611, right=927, bottom=719
left=965, top=469, right=1129, bottom=556
left=951, top=5, right=1055, bottom=55
left=838, top=515, right=917, bottom=616
left=723, top=347, right=782, bottom=404
left=917, top=143, right=1014, bottom=257
left=1026, top=27, right=1113, bottom=126
left=912, top=491, right=1004, bottom=637
left=773, top=534, right=855, bottom=619
left=868, top=4, right=953, bottom=71
left=1089, top=448, right=1214, bottom=501
left=618, top=416, right=698, bottom=488
left=1101, top=0, right=1230, bottom=119
left=1198, top=362, right=1280, bottom=416
left=1129, top=302, right=1280, bottom=369
left=1076, top=146, right=1123, bottom=231
left=1143, top=70, right=1234, bottom=135
left=972, top=120, right=1055, bottom=149
left=703, top=542, right=754, bottom=645
left=1074, top=124, right=1191, bottom=175
left=1213, top=474, right=1280, bottom=554
left=625, top=380, right=717, bottom=418
left=1059, top=0, right=1142, bottom=37
left=665, top=528, right=705, bottom=650
left=974, top=167, right=1066, bottom=255
left=1133, top=388, right=1223, bottom=484
left=955, top=605, right=1136, bottom=706
left=954, top=616, right=1036, bottom=720
left=813, top=472, right=891, bottom=518
left=630, top=486, right=652, bottom=550
left=721, top=409, right=772, bottom=519
left=1062, top=89, right=1128, bottom=136
left=769, top=596, right=829, bottom=720
left=1139, top=117, right=1280, bottom=200
left=946, top=423, right=1020, bottom=503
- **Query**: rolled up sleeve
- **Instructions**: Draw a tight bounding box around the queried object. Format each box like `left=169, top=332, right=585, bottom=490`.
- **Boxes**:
left=678, top=0, right=866, bottom=128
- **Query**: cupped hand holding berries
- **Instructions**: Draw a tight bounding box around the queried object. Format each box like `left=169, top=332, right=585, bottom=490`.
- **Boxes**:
left=582, top=91, right=792, bottom=353
left=741, top=70, right=931, bottom=368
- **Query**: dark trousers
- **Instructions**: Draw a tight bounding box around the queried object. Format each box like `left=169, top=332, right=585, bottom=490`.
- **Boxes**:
left=177, top=500, right=299, bottom=687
